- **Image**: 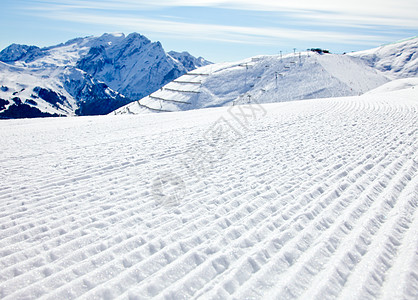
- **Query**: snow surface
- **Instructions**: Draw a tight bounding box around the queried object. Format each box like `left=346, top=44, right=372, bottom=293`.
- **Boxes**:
left=1, top=86, right=417, bottom=299
left=350, top=36, right=418, bottom=79
left=113, top=51, right=389, bottom=115
left=364, top=77, right=418, bottom=94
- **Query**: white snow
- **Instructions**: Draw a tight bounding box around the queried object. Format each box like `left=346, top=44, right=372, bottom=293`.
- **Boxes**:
left=0, top=62, right=77, bottom=115
left=364, top=77, right=418, bottom=94
left=350, top=36, right=418, bottom=79
left=114, top=51, right=389, bottom=115
left=1, top=85, right=417, bottom=299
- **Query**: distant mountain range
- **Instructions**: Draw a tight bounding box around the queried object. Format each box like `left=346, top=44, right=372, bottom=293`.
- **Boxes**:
left=0, top=33, right=211, bottom=118
left=1, top=35, right=417, bottom=119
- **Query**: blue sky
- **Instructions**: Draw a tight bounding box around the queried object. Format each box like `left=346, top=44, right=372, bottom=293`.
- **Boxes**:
left=1, top=0, right=417, bottom=62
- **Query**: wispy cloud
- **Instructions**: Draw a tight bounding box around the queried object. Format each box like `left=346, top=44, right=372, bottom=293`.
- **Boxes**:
left=24, top=0, right=418, bottom=27
left=28, top=0, right=418, bottom=25
left=17, top=0, right=417, bottom=59
left=291, top=10, right=418, bottom=29
left=26, top=10, right=386, bottom=46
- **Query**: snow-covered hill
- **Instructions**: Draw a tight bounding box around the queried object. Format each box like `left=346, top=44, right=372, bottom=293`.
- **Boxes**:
left=1, top=84, right=417, bottom=299
left=0, top=33, right=211, bottom=118
left=364, top=77, right=418, bottom=95
left=113, top=51, right=390, bottom=114
left=350, top=36, right=418, bottom=79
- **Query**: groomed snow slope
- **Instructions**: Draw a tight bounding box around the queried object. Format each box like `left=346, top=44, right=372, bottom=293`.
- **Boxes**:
left=1, top=87, right=418, bottom=299
left=113, top=52, right=389, bottom=115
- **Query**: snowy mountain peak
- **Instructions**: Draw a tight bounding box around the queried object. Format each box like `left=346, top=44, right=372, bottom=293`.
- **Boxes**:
left=86, top=33, right=125, bottom=47
left=0, top=44, right=43, bottom=63
left=75, top=33, right=190, bottom=99
left=0, top=32, right=212, bottom=118
left=168, top=51, right=213, bottom=71
left=126, top=32, right=150, bottom=42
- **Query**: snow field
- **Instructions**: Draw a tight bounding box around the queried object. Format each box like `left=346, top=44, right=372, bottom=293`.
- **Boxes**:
left=0, top=87, right=417, bottom=299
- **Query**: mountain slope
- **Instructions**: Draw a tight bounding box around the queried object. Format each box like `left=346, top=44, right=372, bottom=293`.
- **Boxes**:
left=0, top=33, right=211, bottom=118
left=168, top=51, right=212, bottom=71
left=1, top=85, right=417, bottom=299
left=0, top=60, right=129, bottom=118
left=76, top=33, right=210, bottom=100
left=350, top=36, right=418, bottom=79
left=0, top=44, right=44, bottom=63
left=113, top=51, right=390, bottom=114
